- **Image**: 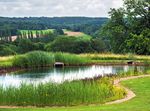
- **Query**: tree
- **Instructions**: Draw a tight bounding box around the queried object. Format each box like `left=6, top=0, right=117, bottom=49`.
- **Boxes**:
left=101, top=8, right=127, bottom=53
left=100, top=0, right=150, bottom=54
left=91, top=38, right=106, bottom=52
left=125, top=29, right=150, bottom=55
left=18, top=38, right=35, bottom=53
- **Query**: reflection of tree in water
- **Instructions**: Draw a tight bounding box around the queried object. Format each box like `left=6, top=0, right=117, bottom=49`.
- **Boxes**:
left=13, top=68, right=55, bottom=78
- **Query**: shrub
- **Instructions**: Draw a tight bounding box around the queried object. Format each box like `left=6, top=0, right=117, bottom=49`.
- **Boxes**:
left=45, top=36, right=95, bottom=54
left=17, top=38, right=35, bottom=53
left=91, top=38, right=106, bottom=52
left=0, top=45, right=17, bottom=56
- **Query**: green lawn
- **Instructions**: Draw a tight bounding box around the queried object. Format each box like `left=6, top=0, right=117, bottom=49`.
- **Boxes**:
left=1, top=77, right=150, bottom=111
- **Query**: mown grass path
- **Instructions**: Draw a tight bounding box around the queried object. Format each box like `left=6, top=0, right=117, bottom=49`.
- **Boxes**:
left=1, top=75, right=150, bottom=111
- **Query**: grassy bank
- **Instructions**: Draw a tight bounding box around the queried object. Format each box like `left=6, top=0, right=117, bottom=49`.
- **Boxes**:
left=12, top=51, right=90, bottom=68
left=82, top=53, right=150, bottom=64
left=1, top=52, right=150, bottom=69
left=1, top=76, right=150, bottom=111
left=0, top=77, right=125, bottom=106
left=82, top=53, right=150, bottom=60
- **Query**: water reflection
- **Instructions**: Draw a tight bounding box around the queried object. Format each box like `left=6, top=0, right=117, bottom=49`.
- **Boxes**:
left=0, top=65, right=149, bottom=87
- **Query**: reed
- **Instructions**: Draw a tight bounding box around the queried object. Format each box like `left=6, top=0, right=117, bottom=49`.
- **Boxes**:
left=54, top=52, right=90, bottom=66
left=0, top=77, right=126, bottom=106
left=12, top=51, right=55, bottom=68
left=12, top=51, right=90, bottom=68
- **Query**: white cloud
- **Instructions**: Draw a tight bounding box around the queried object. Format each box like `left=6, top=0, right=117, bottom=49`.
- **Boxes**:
left=0, top=0, right=123, bottom=17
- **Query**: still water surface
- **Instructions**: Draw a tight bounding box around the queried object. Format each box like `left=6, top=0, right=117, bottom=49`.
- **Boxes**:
left=0, top=65, right=149, bottom=87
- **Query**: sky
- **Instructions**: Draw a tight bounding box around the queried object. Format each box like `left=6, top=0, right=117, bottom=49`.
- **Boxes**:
left=0, top=0, right=123, bottom=17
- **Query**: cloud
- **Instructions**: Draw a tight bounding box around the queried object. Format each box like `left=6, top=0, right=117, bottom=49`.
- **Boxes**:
left=0, top=0, right=123, bottom=17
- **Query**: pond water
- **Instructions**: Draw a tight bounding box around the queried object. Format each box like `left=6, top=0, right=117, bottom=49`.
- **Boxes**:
left=0, top=65, right=149, bottom=87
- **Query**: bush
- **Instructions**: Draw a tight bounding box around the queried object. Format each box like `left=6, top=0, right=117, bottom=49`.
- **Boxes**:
left=0, top=45, right=17, bottom=56
left=34, top=42, right=45, bottom=50
left=91, top=38, right=106, bottom=52
left=17, top=38, right=36, bottom=53
left=45, top=36, right=96, bottom=53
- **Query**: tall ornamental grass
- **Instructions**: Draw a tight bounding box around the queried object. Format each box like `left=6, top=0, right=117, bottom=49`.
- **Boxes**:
left=0, top=77, right=126, bottom=106
left=12, top=51, right=90, bottom=68
left=13, top=51, right=55, bottom=68
left=54, top=52, right=90, bottom=65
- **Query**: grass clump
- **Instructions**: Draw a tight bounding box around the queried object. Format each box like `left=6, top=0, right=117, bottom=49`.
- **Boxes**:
left=0, top=77, right=126, bottom=106
left=54, top=52, right=90, bottom=65
left=12, top=51, right=90, bottom=68
left=13, top=51, right=55, bottom=68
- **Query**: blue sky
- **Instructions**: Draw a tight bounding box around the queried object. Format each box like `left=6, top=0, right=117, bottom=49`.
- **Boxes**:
left=0, top=0, right=123, bottom=17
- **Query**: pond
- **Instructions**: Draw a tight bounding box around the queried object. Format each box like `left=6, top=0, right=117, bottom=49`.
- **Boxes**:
left=0, top=65, right=149, bottom=87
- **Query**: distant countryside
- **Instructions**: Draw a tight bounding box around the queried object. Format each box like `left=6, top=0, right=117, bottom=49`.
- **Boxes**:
left=0, top=0, right=150, bottom=111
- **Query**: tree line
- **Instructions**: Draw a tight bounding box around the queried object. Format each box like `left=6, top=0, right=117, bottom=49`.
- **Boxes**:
left=0, top=17, right=108, bottom=37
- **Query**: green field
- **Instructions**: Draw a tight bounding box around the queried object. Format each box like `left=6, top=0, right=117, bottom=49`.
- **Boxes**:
left=20, top=29, right=54, bottom=34
left=63, top=29, right=92, bottom=40
left=1, top=77, right=150, bottom=111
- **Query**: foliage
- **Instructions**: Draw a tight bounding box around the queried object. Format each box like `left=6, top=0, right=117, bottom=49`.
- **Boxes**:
left=91, top=38, right=106, bottom=52
left=0, top=44, right=17, bottom=56
left=125, top=30, right=150, bottom=55
left=17, top=38, right=36, bottom=53
left=100, top=0, right=150, bottom=55
left=0, top=17, right=107, bottom=39
left=45, top=36, right=106, bottom=53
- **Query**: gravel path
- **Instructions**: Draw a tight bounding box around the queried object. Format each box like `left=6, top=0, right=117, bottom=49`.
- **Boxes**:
left=106, top=75, right=150, bottom=104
